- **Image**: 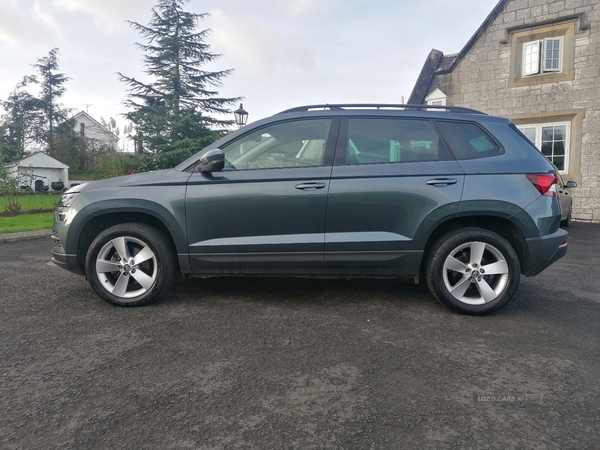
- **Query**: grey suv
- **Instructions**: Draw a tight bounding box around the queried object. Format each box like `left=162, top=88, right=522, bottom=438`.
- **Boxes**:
left=51, top=104, right=568, bottom=315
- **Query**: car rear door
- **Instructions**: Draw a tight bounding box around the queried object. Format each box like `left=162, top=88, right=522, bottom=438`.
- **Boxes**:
left=324, top=117, right=465, bottom=276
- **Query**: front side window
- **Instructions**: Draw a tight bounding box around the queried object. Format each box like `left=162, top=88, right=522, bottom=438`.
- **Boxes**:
left=343, top=118, right=445, bottom=165
left=221, top=119, right=332, bottom=170
left=522, top=37, right=563, bottom=76
left=517, top=122, right=570, bottom=172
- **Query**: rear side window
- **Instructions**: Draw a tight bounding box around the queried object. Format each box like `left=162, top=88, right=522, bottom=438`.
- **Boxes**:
left=342, top=118, right=447, bottom=165
left=436, top=121, right=502, bottom=160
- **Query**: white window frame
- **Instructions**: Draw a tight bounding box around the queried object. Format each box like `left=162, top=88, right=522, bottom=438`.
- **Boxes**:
left=517, top=121, right=570, bottom=173
left=543, top=37, right=563, bottom=72
left=523, top=40, right=540, bottom=76
left=521, top=36, right=564, bottom=77
left=425, top=88, right=446, bottom=106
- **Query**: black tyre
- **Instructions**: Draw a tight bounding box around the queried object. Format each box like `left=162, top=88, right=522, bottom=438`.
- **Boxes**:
left=561, top=212, right=571, bottom=228
left=426, top=228, right=521, bottom=315
left=85, top=223, right=176, bottom=307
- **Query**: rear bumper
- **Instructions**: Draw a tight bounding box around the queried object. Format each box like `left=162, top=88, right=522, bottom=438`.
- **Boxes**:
left=523, top=228, right=568, bottom=276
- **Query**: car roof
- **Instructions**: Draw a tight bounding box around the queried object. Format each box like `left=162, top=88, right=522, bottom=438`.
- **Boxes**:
left=271, top=104, right=511, bottom=126
left=278, top=103, right=484, bottom=114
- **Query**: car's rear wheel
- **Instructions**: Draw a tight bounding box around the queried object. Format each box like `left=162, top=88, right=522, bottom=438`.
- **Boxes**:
left=85, top=223, right=176, bottom=306
left=426, top=228, right=521, bottom=315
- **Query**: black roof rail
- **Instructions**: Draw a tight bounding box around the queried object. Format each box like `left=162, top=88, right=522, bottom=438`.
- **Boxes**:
left=277, top=103, right=486, bottom=115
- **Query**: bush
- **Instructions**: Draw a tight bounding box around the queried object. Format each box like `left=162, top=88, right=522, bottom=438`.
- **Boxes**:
left=101, top=151, right=133, bottom=178
left=0, top=196, right=22, bottom=214
left=0, top=164, right=19, bottom=196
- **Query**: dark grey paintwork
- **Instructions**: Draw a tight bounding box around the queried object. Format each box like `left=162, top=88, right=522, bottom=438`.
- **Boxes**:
left=324, top=160, right=465, bottom=275
left=51, top=107, right=568, bottom=282
left=185, top=166, right=331, bottom=274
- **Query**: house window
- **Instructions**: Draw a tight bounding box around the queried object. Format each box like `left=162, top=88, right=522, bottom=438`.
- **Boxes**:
left=522, top=37, right=563, bottom=77
left=517, top=122, right=570, bottom=172
left=509, top=20, right=576, bottom=87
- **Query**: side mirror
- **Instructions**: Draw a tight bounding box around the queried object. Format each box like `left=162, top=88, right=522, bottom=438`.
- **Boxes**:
left=197, top=149, right=225, bottom=173
left=565, top=181, right=577, bottom=188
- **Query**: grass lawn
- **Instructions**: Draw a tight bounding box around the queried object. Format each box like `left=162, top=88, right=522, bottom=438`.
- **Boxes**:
left=0, top=212, right=54, bottom=234
left=0, top=194, right=61, bottom=213
left=0, top=194, right=59, bottom=233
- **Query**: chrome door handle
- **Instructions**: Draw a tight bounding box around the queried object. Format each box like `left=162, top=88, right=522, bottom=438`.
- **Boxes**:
left=426, top=178, right=458, bottom=186
left=295, top=182, right=326, bottom=191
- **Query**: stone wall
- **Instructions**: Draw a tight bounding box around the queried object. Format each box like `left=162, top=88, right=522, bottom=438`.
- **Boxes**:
left=434, top=0, right=600, bottom=222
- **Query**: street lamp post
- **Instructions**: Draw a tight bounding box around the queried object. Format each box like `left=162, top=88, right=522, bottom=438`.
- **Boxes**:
left=234, top=104, right=249, bottom=128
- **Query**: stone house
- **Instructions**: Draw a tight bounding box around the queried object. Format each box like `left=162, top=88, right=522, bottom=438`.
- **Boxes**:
left=408, top=0, right=599, bottom=222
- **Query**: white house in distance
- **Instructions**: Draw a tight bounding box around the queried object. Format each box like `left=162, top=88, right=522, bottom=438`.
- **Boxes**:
left=6, top=152, right=69, bottom=191
left=71, top=111, right=118, bottom=150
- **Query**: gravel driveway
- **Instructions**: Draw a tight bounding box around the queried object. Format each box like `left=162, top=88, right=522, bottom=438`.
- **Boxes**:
left=1, top=223, right=599, bottom=449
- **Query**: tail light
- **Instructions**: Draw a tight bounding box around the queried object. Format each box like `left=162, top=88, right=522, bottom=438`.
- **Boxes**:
left=526, top=173, right=559, bottom=197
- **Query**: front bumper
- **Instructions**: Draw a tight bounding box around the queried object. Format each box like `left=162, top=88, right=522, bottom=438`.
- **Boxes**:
left=523, top=228, right=568, bottom=277
left=51, top=232, right=85, bottom=276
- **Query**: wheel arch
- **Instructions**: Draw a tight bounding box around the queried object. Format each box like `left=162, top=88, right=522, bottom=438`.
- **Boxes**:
left=73, top=203, right=185, bottom=273
left=419, top=214, right=530, bottom=277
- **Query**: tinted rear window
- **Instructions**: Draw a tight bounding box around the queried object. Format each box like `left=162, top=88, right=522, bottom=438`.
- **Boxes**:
left=436, top=121, right=502, bottom=160
left=342, top=118, right=448, bottom=165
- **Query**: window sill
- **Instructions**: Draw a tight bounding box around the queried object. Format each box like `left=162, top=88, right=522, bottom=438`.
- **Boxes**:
left=509, top=69, right=574, bottom=87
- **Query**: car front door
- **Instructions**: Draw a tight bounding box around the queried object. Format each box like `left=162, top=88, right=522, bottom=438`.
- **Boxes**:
left=185, top=118, right=338, bottom=274
left=325, top=117, right=465, bottom=276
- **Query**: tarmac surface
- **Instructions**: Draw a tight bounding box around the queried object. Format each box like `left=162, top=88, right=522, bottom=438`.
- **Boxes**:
left=1, top=222, right=599, bottom=449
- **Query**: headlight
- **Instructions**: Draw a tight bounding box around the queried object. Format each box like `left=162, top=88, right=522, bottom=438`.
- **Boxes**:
left=56, top=193, right=79, bottom=209
left=55, top=193, right=80, bottom=223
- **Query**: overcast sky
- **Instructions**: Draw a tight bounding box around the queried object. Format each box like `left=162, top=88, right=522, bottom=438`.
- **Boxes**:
left=0, top=0, right=500, bottom=145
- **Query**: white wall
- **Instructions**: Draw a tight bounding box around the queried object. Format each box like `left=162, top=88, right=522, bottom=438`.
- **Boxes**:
left=16, top=166, right=68, bottom=191
left=73, top=114, right=118, bottom=149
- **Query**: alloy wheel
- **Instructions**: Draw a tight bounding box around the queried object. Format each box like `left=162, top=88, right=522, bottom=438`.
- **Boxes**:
left=95, top=236, right=158, bottom=299
left=442, top=241, right=509, bottom=305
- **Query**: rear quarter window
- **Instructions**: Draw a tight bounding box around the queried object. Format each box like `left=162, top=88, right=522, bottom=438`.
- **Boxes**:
left=435, top=121, right=503, bottom=160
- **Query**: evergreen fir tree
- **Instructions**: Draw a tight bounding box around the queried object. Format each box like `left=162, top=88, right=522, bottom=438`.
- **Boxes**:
left=0, top=77, right=39, bottom=163
left=32, top=48, right=70, bottom=157
left=119, top=0, right=240, bottom=155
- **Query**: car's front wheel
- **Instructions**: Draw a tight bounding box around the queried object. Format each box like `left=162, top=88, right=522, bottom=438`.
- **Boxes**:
left=85, top=223, right=176, bottom=306
left=426, top=228, right=521, bottom=315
